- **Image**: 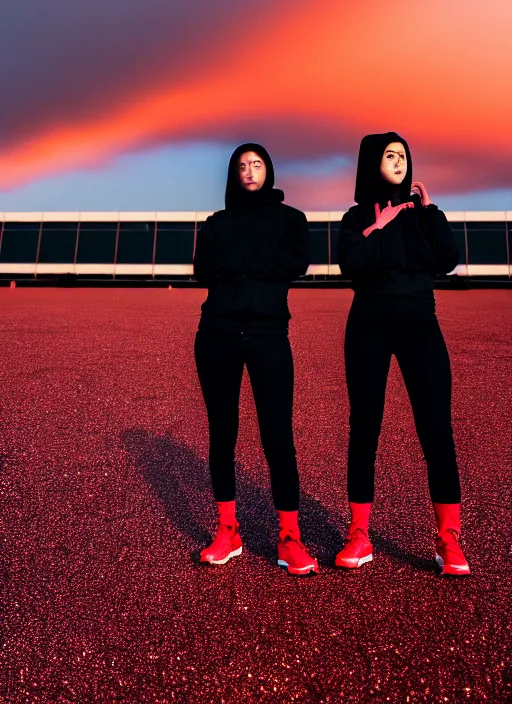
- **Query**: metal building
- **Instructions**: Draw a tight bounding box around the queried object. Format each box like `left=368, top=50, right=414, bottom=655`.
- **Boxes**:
left=0, top=211, right=510, bottom=282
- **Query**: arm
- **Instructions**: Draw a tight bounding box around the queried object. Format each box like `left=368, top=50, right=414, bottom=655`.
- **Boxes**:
left=410, top=182, right=459, bottom=273
left=193, top=216, right=241, bottom=285
left=337, top=202, right=415, bottom=277
left=421, top=205, right=460, bottom=273
left=337, top=207, right=391, bottom=277
left=242, top=210, right=311, bottom=282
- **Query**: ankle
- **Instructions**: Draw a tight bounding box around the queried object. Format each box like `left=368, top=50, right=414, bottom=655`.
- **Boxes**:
left=276, top=510, right=300, bottom=541
left=437, top=527, right=460, bottom=542
left=348, top=525, right=370, bottom=540
left=217, top=500, right=237, bottom=527
left=433, top=502, right=462, bottom=537
left=348, top=501, right=372, bottom=535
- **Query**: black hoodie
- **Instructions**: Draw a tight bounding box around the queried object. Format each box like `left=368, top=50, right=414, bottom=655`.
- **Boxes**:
left=338, top=132, right=459, bottom=318
left=193, top=143, right=311, bottom=333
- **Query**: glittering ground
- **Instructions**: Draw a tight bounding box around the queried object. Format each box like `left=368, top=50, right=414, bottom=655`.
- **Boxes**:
left=0, top=288, right=510, bottom=704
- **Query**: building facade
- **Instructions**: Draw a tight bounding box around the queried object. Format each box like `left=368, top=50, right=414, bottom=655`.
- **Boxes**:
left=0, top=211, right=510, bottom=281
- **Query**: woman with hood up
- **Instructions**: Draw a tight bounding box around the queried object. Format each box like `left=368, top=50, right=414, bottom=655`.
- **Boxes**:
left=336, top=132, right=470, bottom=576
left=193, top=143, right=318, bottom=575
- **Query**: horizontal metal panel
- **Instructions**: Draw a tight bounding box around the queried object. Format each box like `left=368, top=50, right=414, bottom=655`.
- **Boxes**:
left=445, top=212, right=466, bottom=222
left=0, top=262, right=508, bottom=277
left=115, top=264, right=153, bottom=275
left=464, top=212, right=507, bottom=222
left=2, top=211, right=510, bottom=224
left=153, top=264, right=194, bottom=275
left=466, top=265, right=509, bottom=275
left=452, top=264, right=468, bottom=276
left=36, top=263, right=75, bottom=274
left=307, top=265, right=331, bottom=275
left=4, top=212, right=43, bottom=222
left=0, top=263, right=36, bottom=273
left=306, top=265, right=344, bottom=275
left=195, top=211, right=215, bottom=221
left=42, top=212, right=80, bottom=222
left=304, top=211, right=330, bottom=222
left=156, top=212, right=197, bottom=222
left=79, top=212, right=119, bottom=222
left=118, top=212, right=157, bottom=222
left=75, top=264, right=115, bottom=274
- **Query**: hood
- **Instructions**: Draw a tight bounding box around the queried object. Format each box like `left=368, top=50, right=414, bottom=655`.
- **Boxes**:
left=225, top=142, right=284, bottom=210
left=354, top=132, right=413, bottom=207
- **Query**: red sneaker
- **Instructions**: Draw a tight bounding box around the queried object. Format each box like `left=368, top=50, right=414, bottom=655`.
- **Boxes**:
left=200, top=523, right=242, bottom=565
left=335, top=528, right=373, bottom=569
left=277, top=537, right=318, bottom=576
left=435, top=529, right=470, bottom=576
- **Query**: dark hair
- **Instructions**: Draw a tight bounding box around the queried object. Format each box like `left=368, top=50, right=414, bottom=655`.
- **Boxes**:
left=354, top=131, right=413, bottom=207
left=224, top=142, right=283, bottom=210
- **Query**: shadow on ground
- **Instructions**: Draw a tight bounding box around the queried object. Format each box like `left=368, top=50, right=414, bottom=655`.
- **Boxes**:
left=121, top=429, right=348, bottom=565
left=121, top=429, right=434, bottom=570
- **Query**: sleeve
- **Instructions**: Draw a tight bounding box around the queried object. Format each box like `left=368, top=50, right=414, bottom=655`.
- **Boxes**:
left=242, top=210, right=311, bottom=282
left=420, top=205, right=460, bottom=274
left=337, top=207, right=394, bottom=277
left=193, top=216, right=241, bottom=285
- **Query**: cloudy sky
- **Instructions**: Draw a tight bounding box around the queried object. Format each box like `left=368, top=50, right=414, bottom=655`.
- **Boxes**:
left=1, top=0, right=511, bottom=212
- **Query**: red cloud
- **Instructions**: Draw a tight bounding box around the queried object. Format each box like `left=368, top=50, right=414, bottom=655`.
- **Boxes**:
left=0, top=0, right=511, bottom=197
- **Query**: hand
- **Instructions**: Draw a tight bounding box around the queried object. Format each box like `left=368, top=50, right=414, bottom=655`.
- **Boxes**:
left=362, top=200, right=414, bottom=236
left=411, top=181, right=431, bottom=206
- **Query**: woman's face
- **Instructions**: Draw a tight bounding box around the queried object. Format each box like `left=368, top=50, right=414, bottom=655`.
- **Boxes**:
left=238, top=151, right=267, bottom=191
left=380, top=142, right=407, bottom=185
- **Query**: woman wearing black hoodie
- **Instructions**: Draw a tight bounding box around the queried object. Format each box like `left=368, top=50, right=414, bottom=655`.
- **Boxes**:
left=193, top=143, right=318, bottom=575
left=336, top=132, right=470, bottom=576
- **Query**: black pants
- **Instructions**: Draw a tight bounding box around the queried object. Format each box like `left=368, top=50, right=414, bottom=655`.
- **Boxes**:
left=194, top=325, right=299, bottom=511
left=344, top=310, right=461, bottom=504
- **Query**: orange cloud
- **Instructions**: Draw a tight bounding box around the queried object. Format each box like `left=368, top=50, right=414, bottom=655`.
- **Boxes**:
left=1, top=0, right=511, bottom=193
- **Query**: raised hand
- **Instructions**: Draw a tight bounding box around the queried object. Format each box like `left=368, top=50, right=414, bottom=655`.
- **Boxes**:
left=411, top=181, right=431, bottom=206
left=363, top=200, right=414, bottom=237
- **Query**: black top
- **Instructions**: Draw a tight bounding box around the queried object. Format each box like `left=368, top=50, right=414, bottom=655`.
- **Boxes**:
left=338, top=195, right=459, bottom=318
left=194, top=143, right=310, bottom=334
left=339, top=132, right=458, bottom=318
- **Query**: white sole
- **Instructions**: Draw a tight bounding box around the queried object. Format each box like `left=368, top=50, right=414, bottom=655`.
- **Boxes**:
left=357, top=553, right=373, bottom=567
left=337, top=553, right=373, bottom=569
left=208, top=546, right=242, bottom=565
left=277, top=559, right=317, bottom=574
left=435, top=553, right=470, bottom=575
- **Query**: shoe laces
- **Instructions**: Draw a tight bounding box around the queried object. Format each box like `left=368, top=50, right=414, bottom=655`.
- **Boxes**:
left=347, top=527, right=369, bottom=542
left=439, top=528, right=461, bottom=544
left=280, top=534, right=307, bottom=552
left=216, top=523, right=236, bottom=539
left=438, top=530, right=466, bottom=562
